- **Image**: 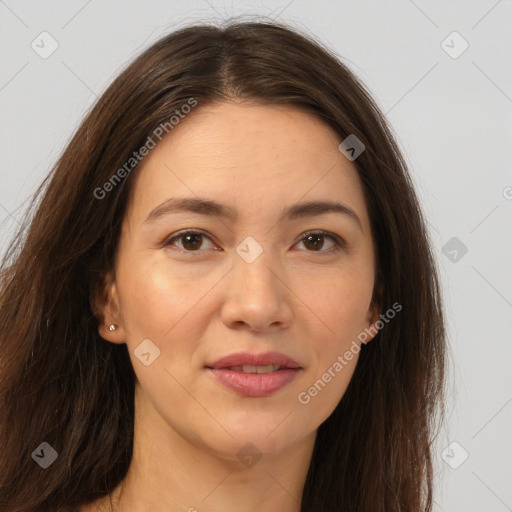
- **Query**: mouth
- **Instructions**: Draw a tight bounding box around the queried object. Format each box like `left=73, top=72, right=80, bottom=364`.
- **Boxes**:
left=211, top=364, right=290, bottom=374
left=205, top=351, right=303, bottom=397
left=206, top=350, right=302, bottom=370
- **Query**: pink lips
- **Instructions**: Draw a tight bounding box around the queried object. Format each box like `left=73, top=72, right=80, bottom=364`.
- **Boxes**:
left=205, top=351, right=302, bottom=397
left=207, top=351, right=301, bottom=370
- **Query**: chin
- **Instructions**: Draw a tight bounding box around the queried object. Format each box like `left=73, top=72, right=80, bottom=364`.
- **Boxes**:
left=200, top=419, right=306, bottom=459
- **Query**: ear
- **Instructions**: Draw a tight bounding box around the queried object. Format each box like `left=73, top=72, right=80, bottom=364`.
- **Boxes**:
left=91, top=271, right=127, bottom=344
left=362, top=298, right=382, bottom=345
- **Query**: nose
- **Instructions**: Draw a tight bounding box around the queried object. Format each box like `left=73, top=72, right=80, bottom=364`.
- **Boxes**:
left=220, top=252, right=293, bottom=333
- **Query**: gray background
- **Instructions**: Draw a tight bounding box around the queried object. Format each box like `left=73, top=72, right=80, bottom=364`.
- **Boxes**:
left=1, top=1, right=511, bottom=510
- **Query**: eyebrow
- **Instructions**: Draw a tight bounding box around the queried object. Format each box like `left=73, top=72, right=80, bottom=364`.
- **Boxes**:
left=144, top=197, right=363, bottom=231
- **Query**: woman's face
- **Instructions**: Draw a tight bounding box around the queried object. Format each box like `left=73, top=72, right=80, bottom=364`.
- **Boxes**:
left=101, top=101, right=379, bottom=460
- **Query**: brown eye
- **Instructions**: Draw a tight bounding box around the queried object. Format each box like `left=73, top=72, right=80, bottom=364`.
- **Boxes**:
left=180, top=233, right=203, bottom=251
left=165, top=231, right=215, bottom=252
left=296, top=231, right=344, bottom=253
left=164, top=229, right=344, bottom=255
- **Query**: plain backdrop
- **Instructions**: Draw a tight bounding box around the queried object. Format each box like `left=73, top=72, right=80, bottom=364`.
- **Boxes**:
left=1, top=1, right=511, bottom=510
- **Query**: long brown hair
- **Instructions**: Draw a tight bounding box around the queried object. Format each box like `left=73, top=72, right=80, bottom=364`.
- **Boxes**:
left=0, top=19, right=446, bottom=511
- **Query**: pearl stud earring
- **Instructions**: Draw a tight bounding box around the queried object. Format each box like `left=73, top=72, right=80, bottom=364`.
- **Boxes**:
left=109, top=324, right=117, bottom=331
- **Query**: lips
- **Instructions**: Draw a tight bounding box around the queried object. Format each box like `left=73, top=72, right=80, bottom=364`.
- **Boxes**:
left=206, top=351, right=302, bottom=370
left=205, top=351, right=303, bottom=397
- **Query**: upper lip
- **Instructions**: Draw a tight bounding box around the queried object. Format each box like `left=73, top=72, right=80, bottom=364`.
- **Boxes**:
left=206, top=351, right=302, bottom=369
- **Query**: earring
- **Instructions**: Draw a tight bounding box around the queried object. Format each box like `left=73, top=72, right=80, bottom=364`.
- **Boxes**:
left=109, top=324, right=117, bottom=331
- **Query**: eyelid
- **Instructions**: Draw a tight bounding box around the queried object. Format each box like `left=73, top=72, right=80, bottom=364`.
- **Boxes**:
left=299, top=229, right=346, bottom=249
left=163, top=229, right=219, bottom=253
left=163, top=229, right=346, bottom=254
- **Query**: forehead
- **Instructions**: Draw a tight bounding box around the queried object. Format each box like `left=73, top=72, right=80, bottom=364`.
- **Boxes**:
left=127, top=101, right=370, bottom=229
left=163, top=101, right=342, bottom=162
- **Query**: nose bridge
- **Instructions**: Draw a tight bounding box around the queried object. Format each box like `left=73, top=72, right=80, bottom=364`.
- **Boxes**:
left=221, top=236, right=292, bottom=331
left=233, top=237, right=282, bottom=298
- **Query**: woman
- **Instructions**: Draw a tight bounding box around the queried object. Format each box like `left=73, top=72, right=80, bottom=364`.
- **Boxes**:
left=0, top=20, right=446, bottom=512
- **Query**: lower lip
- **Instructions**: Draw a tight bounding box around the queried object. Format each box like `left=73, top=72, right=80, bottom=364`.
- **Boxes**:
left=206, top=368, right=301, bottom=397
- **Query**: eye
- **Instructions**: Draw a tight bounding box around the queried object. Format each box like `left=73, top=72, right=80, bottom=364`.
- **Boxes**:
left=164, top=230, right=217, bottom=252
left=164, top=229, right=345, bottom=254
left=294, top=230, right=345, bottom=254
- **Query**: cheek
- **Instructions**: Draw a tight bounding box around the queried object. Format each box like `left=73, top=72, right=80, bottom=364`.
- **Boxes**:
left=309, top=266, right=374, bottom=337
left=117, top=255, right=211, bottom=339
left=115, top=256, right=223, bottom=394
left=297, top=355, right=358, bottom=426
left=119, top=272, right=175, bottom=337
left=115, top=260, right=209, bottom=405
left=296, top=269, right=372, bottom=408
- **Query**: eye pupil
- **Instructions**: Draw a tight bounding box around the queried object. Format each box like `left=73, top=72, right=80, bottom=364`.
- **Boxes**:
left=303, top=234, right=324, bottom=251
left=182, top=233, right=202, bottom=250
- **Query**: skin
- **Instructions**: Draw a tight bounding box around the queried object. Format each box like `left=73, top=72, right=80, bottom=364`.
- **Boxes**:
left=84, top=101, right=380, bottom=512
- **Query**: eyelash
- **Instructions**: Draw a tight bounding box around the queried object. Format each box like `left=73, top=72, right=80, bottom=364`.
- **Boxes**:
left=163, top=229, right=346, bottom=255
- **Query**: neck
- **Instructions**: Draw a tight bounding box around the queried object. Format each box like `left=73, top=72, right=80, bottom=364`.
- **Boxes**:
left=91, top=384, right=316, bottom=512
